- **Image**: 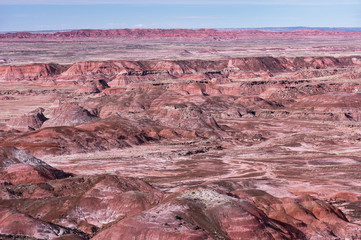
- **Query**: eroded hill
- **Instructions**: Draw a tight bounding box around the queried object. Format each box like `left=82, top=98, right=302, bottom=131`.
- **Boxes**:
left=0, top=35, right=361, bottom=239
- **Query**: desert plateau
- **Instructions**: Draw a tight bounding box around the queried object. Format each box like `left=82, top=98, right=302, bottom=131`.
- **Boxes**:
left=0, top=28, right=361, bottom=240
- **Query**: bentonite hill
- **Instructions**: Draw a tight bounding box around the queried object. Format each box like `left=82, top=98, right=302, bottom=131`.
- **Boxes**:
left=0, top=29, right=361, bottom=240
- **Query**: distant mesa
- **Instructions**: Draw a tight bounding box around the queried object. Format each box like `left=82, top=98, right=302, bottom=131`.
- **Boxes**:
left=1, top=28, right=361, bottom=40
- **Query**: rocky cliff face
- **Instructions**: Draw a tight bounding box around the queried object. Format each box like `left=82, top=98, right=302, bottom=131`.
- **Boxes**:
left=1, top=56, right=360, bottom=84
left=0, top=63, right=66, bottom=81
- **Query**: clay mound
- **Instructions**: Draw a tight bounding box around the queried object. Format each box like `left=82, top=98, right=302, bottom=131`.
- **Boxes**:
left=93, top=188, right=293, bottom=240
left=232, top=189, right=361, bottom=239
left=0, top=175, right=164, bottom=235
left=0, top=146, right=71, bottom=184
left=98, top=86, right=166, bottom=118
left=3, top=118, right=160, bottom=156
left=61, top=61, right=124, bottom=77
left=147, top=91, right=222, bottom=134
left=75, top=79, right=109, bottom=94
left=94, top=182, right=361, bottom=240
left=42, top=103, right=97, bottom=127
left=7, top=107, right=47, bottom=130
left=0, top=207, right=86, bottom=240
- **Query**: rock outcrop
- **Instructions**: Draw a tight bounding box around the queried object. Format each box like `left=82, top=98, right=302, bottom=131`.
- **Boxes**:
left=0, top=147, right=165, bottom=239
left=0, top=56, right=359, bottom=85
left=0, top=207, right=85, bottom=240
left=94, top=183, right=361, bottom=240
left=0, top=63, right=65, bottom=81
left=7, top=107, right=47, bottom=130
left=42, top=103, right=97, bottom=128
left=0, top=146, right=71, bottom=184
left=2, top=118, right=162, bottom=156
left=0, top=175, right=164, bottom=236
left=1, top=162, right=360, bottom=240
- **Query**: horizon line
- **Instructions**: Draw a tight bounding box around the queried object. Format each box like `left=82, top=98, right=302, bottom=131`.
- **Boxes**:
left=2, top=26, right=361, bottom=34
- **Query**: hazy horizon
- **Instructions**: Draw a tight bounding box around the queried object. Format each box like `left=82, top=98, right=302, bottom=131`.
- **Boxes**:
left=0, top=1, right=360, bottom=32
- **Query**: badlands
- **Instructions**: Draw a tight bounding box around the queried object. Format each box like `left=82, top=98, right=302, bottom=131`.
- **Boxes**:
left=0, top=29, right=361, bottom=239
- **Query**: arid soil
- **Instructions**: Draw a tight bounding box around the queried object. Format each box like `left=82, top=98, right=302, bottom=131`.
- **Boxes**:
left=2, top=29, right=361, bottom=66
left=0, top=29, right=361, bottom=239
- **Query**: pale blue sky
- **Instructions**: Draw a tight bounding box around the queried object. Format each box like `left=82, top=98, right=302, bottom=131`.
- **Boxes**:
left=0, top=0, right=360, bottom=31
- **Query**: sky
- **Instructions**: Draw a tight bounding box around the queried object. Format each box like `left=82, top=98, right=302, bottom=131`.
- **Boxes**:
left=0, top=0, right=360, bottom=32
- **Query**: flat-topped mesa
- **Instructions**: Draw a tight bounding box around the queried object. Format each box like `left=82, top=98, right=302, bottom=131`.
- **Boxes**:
left=83, top=56, right=351, bottom=90
left=42, top=57, right=361, bottom=80
left=2, top=28, right=361, bottom=40
left=61, top=59, right=223, bottom=78
left=227, top=56, right=358, bottom=72
left=1, top=56, right=360, bottom=83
